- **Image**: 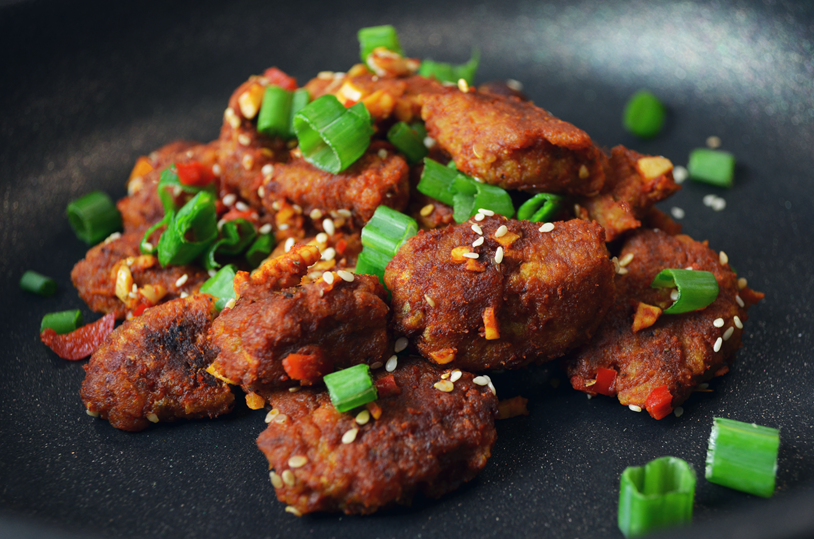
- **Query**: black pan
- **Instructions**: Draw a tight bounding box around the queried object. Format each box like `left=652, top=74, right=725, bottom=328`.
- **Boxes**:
left=2, top=1, right=813, bottom=538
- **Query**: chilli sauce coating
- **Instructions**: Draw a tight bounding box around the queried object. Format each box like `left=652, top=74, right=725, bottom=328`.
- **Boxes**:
left=80, top=294, right=234, bottom=432
left=257, top=357, right=498, bottom=516
left=421, top=88, right=607, bottom=196
left=386, top=218, right=615, bottom=371
left=563, top=229, right=764, bottom=417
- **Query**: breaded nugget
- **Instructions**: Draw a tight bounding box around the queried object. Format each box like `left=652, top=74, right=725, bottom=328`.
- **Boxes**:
left=386, top=218, right=615, bottom=371
left=257, top=357, right=498, bottom=515
left=80, top=294, right=234, bottom=432
left=71, top=231, right=209, bottom=319
left=421, top=89, right=607, bottom=195
left=564, top=229, right=764, bottom=418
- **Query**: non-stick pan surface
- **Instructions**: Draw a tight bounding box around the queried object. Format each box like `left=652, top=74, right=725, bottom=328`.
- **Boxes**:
left=2, top=1, right=813, bottom=538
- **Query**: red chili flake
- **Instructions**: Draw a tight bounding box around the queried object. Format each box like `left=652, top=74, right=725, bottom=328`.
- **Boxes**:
left=375, top=374, right=401, bottom=398
left=175, top=162, right=215, bottom=187
left=335, top=238, right=347, bottom=255
left=263, top=67, right=298, bottom=91
left=594, top=367, right=617, bottom=396
left=645, top=385, right=673, bottom=420
left=40, top=312, right=115, bottom=360
left=220, top=209, right=257, bottom=223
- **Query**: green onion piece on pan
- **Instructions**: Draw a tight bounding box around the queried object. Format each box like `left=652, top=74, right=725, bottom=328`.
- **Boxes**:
left=157, top=191, right=219, bottom=267
left=517, top=193, right=565, bottom=222
left=293, top=95, right=374, bottom=174
left=623, top=90, right=665, bottom=139
left=618, top=456, right=696, bottom=538
left=257, top=85, right=293, bottom=138
left=358, top=25, right=404, bottom=62
left=245, top=233, right=275, bottom=269
left=650, top=268, right=719, bottom=314
left=199, top=264, right=238, bottom=312
left=202, top=218, right=257, bottom=271
left=324, top=364, right=378, bottom=413
left=66, top=191, right=122, bottom=245
left=688, top=148, right=735, bottom=188
left=41, top=309, right=83, bottom=335
left=418, top=49, right=480, bottom=85
left=20, top=271, right=57, bottom=297
left=387, top=122, right=428, bottom=164
left=705, top=417, right=779, bottom=498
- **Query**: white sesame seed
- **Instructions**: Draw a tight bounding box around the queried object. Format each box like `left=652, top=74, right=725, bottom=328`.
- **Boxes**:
left=175, top=274, right=188, bottom=288
left=712, top=198, right=726, bottom=211
left=370, top=362, right=383, bottom=369
left=629, top=405, right=642, bottom=412
left=473, top=177, right=484, bottom=183
left=435, top=380, right=455, bottom=392
left=259, top=223, right=272, bottom=234
left=235, top=201, right=249, bottom=212
left=719, top=251, right=729, bottom=265
left=288, top=455, right=308, bottom=468
left=143, top=241, right=154, bottom=252
left=472, top=237, right=485, bottom=247
left=478, top=208, right=495, bottom=216
left=261, top=163, right=274, bottom=177
left=673, top=165, right=688, bottom=183
left=495, top=225, right=508, bottom=238
left=315, top=232, right=328, bottom=244
left=587, top=394, right=592, bottom=400
left=738, top=277, right=748, bottom=289
left=104, top=232, right=121, bottom=244
left=618, top=253, right=634, bottom=267
left=473, top=376, right=489, bottom=386
left=336, top=209, right=352, bottom=218
left=457, top=78, right=469, bottom=93
left=474, top=213, right=485, bottom=222
left=308, top=209, right=323, bottom=221
left=281, top=469, right=295, bottom=486
left=337, top=270, right=354, bottom=282
left=685, top=266, right=694, bottom=270
left=463, top=252, right=479, bottom=259
left=208, top=269, right=217, bottom=278
left=419, top=204, right=435, bottom=217
left=272, top=413, right=287, bottom=424
left=450, top=370, right=462, bottom=383
left=734, top=316, right=743, bottom=329
left=674, top=406, right=684, bottom=418
left=394, top=337, right=408, bottom=353
left=222, top=193, right=236, bottom=206
left=317, top=71, right=334, bottom=79
left=423, top=136, right=436, bottom=148
left=385, top=355, right=398, bottom=372
left=284, top=237, right=295, bottom=252
left=288, top=386, right=301, bottom=393
left=441, top=373, right=450, bottom=380
left=506, top=78, right=524, bottom=91
left=179, top=292, right=189, bottom=299
left=424, top=295, right=435, bottom=307
left=321, top=247, right=336, bottom=261
left=257, top=186, right=265, bottom=198
left=86, top=409, right=99, bottom=417
left=272, top=201, right=281, bottom=210
left=322, top=272, right=335, bottom=285
left=617, top=267, right=629, bottom=275
left=713, top=318, right=725, bottom=328
left=128, top=290, right=137, bottom=299
left=323, top=218, right=336, bottom=235
left=471, top=224, right=483, bottom=235
left=224, top=298, right=236, bottom=310
left=703, top=194, right=717, bottom=207
left=670, top=289, right=679, bottom=301
left=285, top=506, right=302, bottom=517
left=736, top=295, right=745, bottom=308
left=487, top=382, right=496, bottom=396
left=265, top=409, right=279, bottom=423
left=377, top=149, right=388, bottom=159
left=713, top=337, right=723, bottom=352
left=671, top=207, right=685, bottom=219
left=278, top=223, right=290, bottom=230
left=270, top=471, right=283, bottom=489
left=355, top=410, right=370, bottom=425
left=706, top=135, right=722, bottom=149
left=147, top=413, right=159, bottom=423
left=212, top=164, right=222, bottom=176
left=342, top=428, right=359, bottom=444
left=723, top=327, right=735, bottom=341
left=494, top=246, right=504, bottom=264
left=539, top=222, right=555, bottom=233
left=238, top=134, right=252, bottom=146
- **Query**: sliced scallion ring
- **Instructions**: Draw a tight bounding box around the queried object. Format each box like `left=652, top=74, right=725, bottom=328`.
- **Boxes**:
left=418, top=49, right=480, bottom=85
left=20, top=270, right=57, bottom=297
left=358, top=25, right=404, bottom=62
left=41, top=309, right=83, bottom=335
left=650, top=268, right=719, bottom=314
left=323, top=364, right=378, bottom=413
left=66, top=191, right=122, bottom=245
left=705, top=417, right=779, bottom=498
left=156, top=191, right=219, bottom=267
left=517, top=192, right=565, bottom=222
left=387, top=122, right=428, bottom=164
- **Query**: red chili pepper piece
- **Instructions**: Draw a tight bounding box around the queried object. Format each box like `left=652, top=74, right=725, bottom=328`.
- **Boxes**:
left=335, top=238, right=347, bottom=255
left=263, top=67, right=298, bottom=91
left=220, top=209, right=257, bottom=223
left=40, top=312, right=115, bottom=360
left=175, top=162, right=216, bottom=187
left=132, top=302, right=150, bottom=317
left=282, top=349, right=332, bottom=385
left=645, top=385, right=673, bottom=420
left=594, top=367, right=617, bottom=396
left=374, top=374, right=401, bottom=398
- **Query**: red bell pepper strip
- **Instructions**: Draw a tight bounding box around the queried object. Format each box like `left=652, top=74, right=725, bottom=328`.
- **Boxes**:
left=263, top=67, right=298, bottom=91
left=175, top=162, right=216, bottom=187
left=40, top=312, right=115, bottom=360
left=645, top=385, right=673, bottom=420
left=594, top=367, right=617, bottom=396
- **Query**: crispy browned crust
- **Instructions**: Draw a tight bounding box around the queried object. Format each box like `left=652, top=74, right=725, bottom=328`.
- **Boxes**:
left=564, top=229, right=764, bottom=414
left=70, top=231, right=209, bottom=319
left=386, top=217, right=615, bottom=371
left=421, top=89, right=607, bottom=195
left=257, top=357, right=498, bottom=515
left=208, top=274, right=391, bottom=396
left=80, top=294, right=234, bottom=432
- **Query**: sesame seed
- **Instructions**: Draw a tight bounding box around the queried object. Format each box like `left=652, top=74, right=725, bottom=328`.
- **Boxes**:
left=706, top=135, right=722, bottom=149
left=478, top=208, right=495, bottom=216
left=212, top=164, right=222, bottom=176
left=685, top=266, right=694, bottom=270
left=441, top=373, right=450, bottom=379
left=539, top=222, right=555, bottom=233
left=487, top=382, right=496, bottom=395
left=147, top=413, right=159, bottom=423
left=674, top=407, right=684, bottom=418
left=317, top=71, right=334, bottom=79
left=713, top=318, right=725, bottom=328
left=377, top=149, right=388, bottom=159
left=273, top=413, right=287, bottom=424
left=494, top=226, right=508, bottom=238
left=473, top=376, right=489, bottom=386
left=587, top=394, right=593, bottom=400
left=435, top=380, right=455, bottom=392
left=175, top=274, right=188, bottom=287
left=585, top=379, right=597, bottom=387
left=370, top=362, right=383, bottom=370
left=342, top=428, right=359, bottom=444
left=288, top=455, right=308, bottom=468
left=86, top=409, right=99, bottom=417
left=463, top=252, right=479, bottom=259
left=736, top=295, right=745, bottom=308
left=673, top=165, right=688, bottom=183
left=224, top=298, right=236, bottom=310
left=457, top=78, right=469, bottom=92
left=337, top=270, right=354, bottom=282
left=336, top=209, right=352, bottom=218
left=450, top=370, right=462, bottom=383
left=282, top=470, right=295, bottom=486
left=288, top=386, right=301, bottom=393
left=474, top=213, right=485, bottom=222
left=713, top=337, right=723, bottom=352
left=712, top=198, right=726, bottom=211
left=238, top=134, right=252, bottom=146
left=671, top=207, right=685, bottom=219
left=471, top=224, right=483, bottom=235
left=270, top=471, right=283, bottom=489
left=703, top=194, right=718, bottom=207
left=506, top=78, right=523, bottom=91
left=309, top=209, right=323, bottom=220
left=257, top=186, right=265, bottom=198
left=719, top=251, right=729, bottom=265
left=104, top=232, right=121, bottom=244
left=472, top=237, right=485, bottom=247
left=272, top=201, right=281, bottom=210
left=423, top=136, right=436, bottom=148
left=321, top=247, right=336, bottom=261
left=322, top=272, right=335, bottom=285
left=261, top=163, right=274, bottom=177
left=284, top=237, right=295, bottom=252
left=285, top=506, right=302, bottom=517
left=394, top=336, right=408, bottom=353
left=143, top=241, right=154, bottom=252
left=385, top=355, right=398, bottom=372
left=315, top=232, right=328, bottom=244
left=619, top=253, right=634, bottom=267
left=179, top=292, right=189, bottom=299
left=128, top=290, right=137, bottom=299
left=241, top=154, right=254, bottom=170
left=738, top=277, right=748, bottom=289
left=265, top=409, right=279, bottom=423
left=355, top=410, right=370, bottom=425
left=670, top=289, right=679, bottom=301
left=723, top=327, right=735, bottom=341
left=419, top=204, right=435, bottom=217
left=629, top=405, right=642, bottom=412
left=323, top=218, right=336, bottom=235
left=494, top=246, right=504, bottom=264
left=259, top=223, right=272, bottom=234
left=424, top=295, right=436, bottom=307
left=235, top=201, right=249, bottom=212
left=734, top=316, right=743, bottom=329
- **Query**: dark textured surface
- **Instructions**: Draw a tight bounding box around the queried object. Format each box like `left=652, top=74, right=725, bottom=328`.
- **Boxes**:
left=1, top=1, right=813, bottom=538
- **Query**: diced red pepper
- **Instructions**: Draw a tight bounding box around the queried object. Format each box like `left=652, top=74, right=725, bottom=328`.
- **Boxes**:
left=263, top=67, right=298, bottom=91
left=132, top=302, right=150, bottom=317
left=175, top=162, right=216, bottom=187
left=40, top=312, right=115, bottom=360
left=374, top=374, right=401, bottom=398
left=335, top=238, right=347, bottom=255
left=645, top=385, right=673, bottom=420
left=220, top=209, right=257, bottom=223
left=282, top=349, right=332, bottom=385
left=594, top=367, right=617, bottom=396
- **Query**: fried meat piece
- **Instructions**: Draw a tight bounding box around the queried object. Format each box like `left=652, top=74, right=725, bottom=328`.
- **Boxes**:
left=421, top=89, right=607, bottom=195
left=564, top=229, right=764, bottom=418
left=386, top=218, right=615, bottom=371
left=70, top=231, right=209, bottom=319
left=577, top=147, right=680, bottom=241
left=261, top=143, right=410, bottom=228
left=80, top=294, right=234, bottom=432
left=257, top=357, right=498, bottom=515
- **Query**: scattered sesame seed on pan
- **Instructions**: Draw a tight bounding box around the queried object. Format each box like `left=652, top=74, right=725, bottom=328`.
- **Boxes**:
left=261, top=164, right=274, bottom=177
left=337, top=270, right=354, bottom=282
left=434, top=380, right=454, bottom=392
left=270, top=471, right=283, bottom=489
left=86, top=409, right=99, bottom=417
left=674, top=407, right=684, bottom=418
left=285, top=506, right=302, bottom=517
left=257, top=186, right=266, bottom=197
left=282, top=470, right=296, bottom=486
left=478, top=208, right=495, bottom=216
left=628, top=405, right=642, bottom=412
left=673, top=165, right=688, bottom=183
left=394, top=337, right=408, bottom=353
left=265, top=409, right=279, bottom=423
left=288, top=386, right=301, bottom=393
left=322, top=272, right=335, bottom=285
left=462, top=252, right=479, bottom=259
left=618, top=253, right=634, bottom=267
left=671, top=207, right=685, bottom=219
left=235, top=201, right=249, bottom=212
left=323, top=218, right=336, bottom=235
left=474, top=213, right=485, bottom=222
left=259, top=223, right=272, bottom=234
left=719, top=251, right=729, bottom=265
left=315, top=232, right=328, bottom=244
left=321, top=248, right=336, bottom=261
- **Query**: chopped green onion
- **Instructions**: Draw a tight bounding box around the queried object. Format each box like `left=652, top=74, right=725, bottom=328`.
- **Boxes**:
left=323, top=364, right=378, bottom=413
left=705, top=417, right=779, bottom=498
left=199, top=264, right=238, bottom=311
left=618, top=456, right=696, bottom=538
left=410, top=121, right=428, bottom=141
left=157, top=165, right=216, bottom=214
left=245, top=233, right=275, bottom=269
left=650, top=268, right=719, bottom=314
left=66, top=191, right=122, bottom=245
left=688, top=148, right=735, bottom=188
left=156, top=191, right=219, bottom=267
left=202, top=218, right=257, bottom=271
left=387, top=122, right=428, bottom=164
left=288, top=88, right=311, bottom=137
left=358, top=25, right=404, bottom=62
left=139, top=214, right=169, bottom=255
left=41, top=309, right=83, bottom=335
left=257, top=85, right=293, bottom=138
left=354, top=248, right=391, bottom=285
left=418, top=49, right=480, bottom=85
left=623, top=90, right=666, bottom=139
left=20, top=271, right=57, bottom=296
left=517, top=193, right=565, bottom=222
left=361, top=206, right=418, bottom=258
left=417, top=158, right=458, bottom=206
left=293, top=96, right=374, bottom=174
